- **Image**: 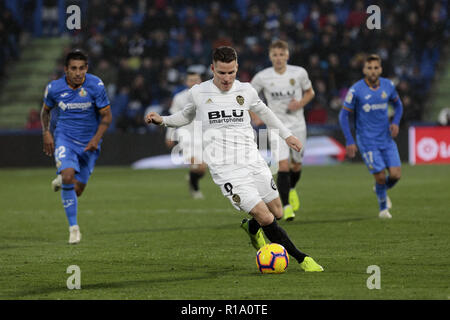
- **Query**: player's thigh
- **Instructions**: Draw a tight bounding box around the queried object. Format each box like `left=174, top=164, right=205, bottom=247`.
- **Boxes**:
left=383, top=141, right=401, bottom=177
left=75, top=149, right=100, bottom=185
left=290, top=127, right=306, bottom=164
left=358, top=145, right=386, bottom=174
left=251, top=162, right=279, bottom=205
left=54, top=138, right=80, bottom=174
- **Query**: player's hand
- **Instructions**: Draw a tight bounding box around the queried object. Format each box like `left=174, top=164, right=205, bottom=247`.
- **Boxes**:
left=346, top=144, right=357, bottom=158
left=287, top=99, right=301, bottom=112
left=145, top=112, right=163, bottom=125
left=166, top=140, right=175, bottom=148
left=42, top=131, right=54, bottom=157
left=390, top=124, right=399, bottom=138
left=285, top=135, right=303, bottom=152
left=84, top=138, right=99, bottom=152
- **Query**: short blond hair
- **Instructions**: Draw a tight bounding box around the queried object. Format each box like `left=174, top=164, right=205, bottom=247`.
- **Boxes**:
left=269, top=39, right=289, bottom=51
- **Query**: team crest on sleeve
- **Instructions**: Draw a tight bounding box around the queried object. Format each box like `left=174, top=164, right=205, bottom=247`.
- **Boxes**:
left=232, top=194, right=241, bottom=204
left=44, top=85, right=50, bottom=98
left=79, top=87, right=87, bottom=97
left=289, top=78, right=296, bottom=86
left=236, top=95, right=245, bottom=105
left=345, top=91, right=353, bottom=103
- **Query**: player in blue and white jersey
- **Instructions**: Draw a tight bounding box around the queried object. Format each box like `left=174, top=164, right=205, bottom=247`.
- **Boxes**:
left=40, top=49, right=112, bottom=243
left=339, top=54, right=403, bottom=219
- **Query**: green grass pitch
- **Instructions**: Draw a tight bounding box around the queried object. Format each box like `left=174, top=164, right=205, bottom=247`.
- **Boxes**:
left=0, top=164, right=448, bottom=300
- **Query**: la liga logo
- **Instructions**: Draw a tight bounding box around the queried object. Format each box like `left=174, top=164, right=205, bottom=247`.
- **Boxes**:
left=416, top=137, right=450, bottom=162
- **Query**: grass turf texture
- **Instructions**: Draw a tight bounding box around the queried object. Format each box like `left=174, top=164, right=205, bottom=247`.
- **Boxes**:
left=0, top=164, right=448, bottom=300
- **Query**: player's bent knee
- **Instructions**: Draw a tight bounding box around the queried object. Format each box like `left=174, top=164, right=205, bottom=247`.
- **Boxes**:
left=250, top=202, right=275, bottom=226
left=75, top=182, right=86, bottom=197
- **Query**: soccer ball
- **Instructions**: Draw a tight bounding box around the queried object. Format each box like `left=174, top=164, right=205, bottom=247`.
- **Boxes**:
left=256, top=243, right=289, bottom=274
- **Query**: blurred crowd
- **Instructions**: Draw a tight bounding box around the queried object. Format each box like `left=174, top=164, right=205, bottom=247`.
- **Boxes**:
left=0, top=2, right=22, bottom=82
left=10, top=0, right=450, bottom=132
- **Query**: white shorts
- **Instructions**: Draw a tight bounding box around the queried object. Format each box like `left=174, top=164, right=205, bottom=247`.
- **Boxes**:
left=269, top=126, right=306, bottom=163
left=211, top=158, right=279, bottom=213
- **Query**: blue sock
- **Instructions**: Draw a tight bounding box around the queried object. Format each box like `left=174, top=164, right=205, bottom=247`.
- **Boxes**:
left=385, top=176, right=399, bottom=190
left=375, top=183, right=387, bottom=211
left=61, top=183, right=78, bottom=227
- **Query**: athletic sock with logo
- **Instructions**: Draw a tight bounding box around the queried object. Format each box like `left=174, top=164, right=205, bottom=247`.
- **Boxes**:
left=61, top=183, right=78, bottom=226
left=375, top=182, right=387, bottom=211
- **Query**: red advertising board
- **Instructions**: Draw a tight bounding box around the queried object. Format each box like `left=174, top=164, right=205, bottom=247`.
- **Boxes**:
left=409, top=126, right=450, bottom=164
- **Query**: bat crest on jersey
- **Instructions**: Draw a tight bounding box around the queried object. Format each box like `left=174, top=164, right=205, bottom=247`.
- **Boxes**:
left=236, top=95, right=245, bottom=105
left=290, top=78, right=295, bottom=86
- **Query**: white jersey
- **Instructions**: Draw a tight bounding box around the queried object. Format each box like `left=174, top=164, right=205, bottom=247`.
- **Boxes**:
left=165, top=88, right=195, bottom=141
left=161, top=79, right=292, bottom=174
left=251, top=65, right=312, bottom=130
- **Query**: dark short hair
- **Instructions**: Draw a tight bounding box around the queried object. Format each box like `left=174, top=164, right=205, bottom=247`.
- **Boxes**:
left=212, top=46, right=237, bottom=63
left=365, top=54, right=382, bottom=64
left=65, top=49, right=88, bottom=66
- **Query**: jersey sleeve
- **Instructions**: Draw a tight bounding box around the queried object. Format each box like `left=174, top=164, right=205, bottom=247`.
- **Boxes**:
left=343, top=87, right=357, bottom=111
left=94, top=79, right=110, bottom=109
left=248, top=85, right=291, bottom=139
left=250, top=73, right=263, bottom=93
left=299, top=68, right=312, bottom=90
left=388, top=80, right=400, bottom=103
left=162, top=89, right=196, bottom=127
left=43, top=83, right=55, bottom=108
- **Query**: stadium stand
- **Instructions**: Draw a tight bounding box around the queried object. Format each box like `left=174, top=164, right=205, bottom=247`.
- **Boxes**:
left=0, top=0, right=449, bottom=131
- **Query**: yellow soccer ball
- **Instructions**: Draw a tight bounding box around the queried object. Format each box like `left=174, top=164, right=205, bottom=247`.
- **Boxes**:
left=256, top=243, right=289, bottom=274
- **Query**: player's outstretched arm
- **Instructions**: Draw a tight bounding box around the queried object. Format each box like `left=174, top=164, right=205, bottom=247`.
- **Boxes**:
left=145, top=112, right=163, bottom=125
left=40, top=103, right=54, bottom=157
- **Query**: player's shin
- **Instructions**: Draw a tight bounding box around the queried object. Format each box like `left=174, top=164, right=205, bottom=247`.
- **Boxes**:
left=276, top=172, right=290, bottom=206
left=61, top=184, right=78, bottom=226
left=375, top=183, right=388, bottom=211
left=290, top=170, right=301, bottom=188
left=261, top=218, right=307, bottom=263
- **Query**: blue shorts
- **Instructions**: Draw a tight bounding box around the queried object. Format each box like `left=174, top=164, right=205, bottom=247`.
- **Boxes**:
left=54, top=135, right=100, bottom=184
left=358, top=140, right=401, bottom=174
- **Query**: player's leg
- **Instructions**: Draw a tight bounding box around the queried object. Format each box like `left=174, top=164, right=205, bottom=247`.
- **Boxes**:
left=250, top=200, right=323, bottom=271
left=189, top=159, right=206, bottom=199
left=60, top=167, right=82, bottom=244
left=385, top=141, right=402, bottom=191
left=288, top=128, right=306, bottom=211
left=360, top=146, right=392, bottom=218
left=289, top=161, right=302, bottom=211
left=277, top=159, right=295, bottom=221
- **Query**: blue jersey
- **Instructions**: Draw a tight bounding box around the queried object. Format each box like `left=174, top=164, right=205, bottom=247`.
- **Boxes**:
left=343, top=77, right=400, bottom=147
left=44, top=73, right=110, bottom=144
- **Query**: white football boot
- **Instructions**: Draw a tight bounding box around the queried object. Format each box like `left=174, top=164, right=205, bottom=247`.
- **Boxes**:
left=191, top=190, right=205, bottom=200
left=69, top=225, right=82, bottom=244
left=378, top=209, right=392, bottom=219
left=52, top=174, right=62, bottom=192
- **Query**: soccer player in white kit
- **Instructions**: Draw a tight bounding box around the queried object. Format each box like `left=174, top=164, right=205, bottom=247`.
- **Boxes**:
left=165, top=71, right=207, bottom=199
left=251, top=40, right=315, bottom=221
left=146, top=46, right=323, bottom=272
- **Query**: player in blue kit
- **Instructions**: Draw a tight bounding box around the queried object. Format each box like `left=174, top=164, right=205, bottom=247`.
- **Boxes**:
left=40, top=49, right=112, bottom=243
left=339, top=54, right=403, bottom=219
